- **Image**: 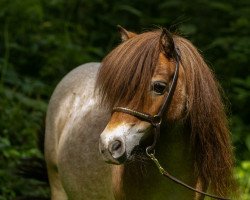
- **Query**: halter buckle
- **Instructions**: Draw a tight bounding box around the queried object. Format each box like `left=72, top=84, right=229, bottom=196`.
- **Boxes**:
left=151, top=115, right=162, bottom=127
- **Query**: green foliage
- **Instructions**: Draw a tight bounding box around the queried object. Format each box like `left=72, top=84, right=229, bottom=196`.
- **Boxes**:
left=235, top=161, right=250, bottom=200
left=230, top=77, right=250, bottom=160
left=0, top=0, right=249, bottom=199
left=0, top=82, right=47, bottom=199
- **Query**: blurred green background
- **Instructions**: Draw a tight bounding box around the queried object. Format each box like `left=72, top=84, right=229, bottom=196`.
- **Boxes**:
left=0, top=0, right=249, bottom=199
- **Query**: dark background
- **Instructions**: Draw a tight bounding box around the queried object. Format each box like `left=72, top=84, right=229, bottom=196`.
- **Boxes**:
left=0, top=0, right=249, bottom=199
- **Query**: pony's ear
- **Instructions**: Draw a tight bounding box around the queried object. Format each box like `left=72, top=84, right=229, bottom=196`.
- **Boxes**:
left=160, top=28, right=176, bottom=58
left=117, top=25, right=137, bottom=41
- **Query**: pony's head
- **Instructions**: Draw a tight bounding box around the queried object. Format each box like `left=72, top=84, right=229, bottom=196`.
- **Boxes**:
left=96, top=27, right=235, bottom=197
left=97, top=28, right=186, bottom=163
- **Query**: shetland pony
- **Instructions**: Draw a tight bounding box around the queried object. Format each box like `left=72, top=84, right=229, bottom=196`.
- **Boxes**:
left=44, top=27, right=236, bottom=200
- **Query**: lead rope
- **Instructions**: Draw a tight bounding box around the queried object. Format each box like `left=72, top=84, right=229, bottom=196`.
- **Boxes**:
left=146, top=149, right=231, bottom=200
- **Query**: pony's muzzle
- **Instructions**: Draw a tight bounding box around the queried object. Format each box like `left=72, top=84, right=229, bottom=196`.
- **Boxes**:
left=99, top=123, right=148, bottom=164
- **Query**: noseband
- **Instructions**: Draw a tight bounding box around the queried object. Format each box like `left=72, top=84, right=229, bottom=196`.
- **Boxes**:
left=112, top=48, right=230, bottom=200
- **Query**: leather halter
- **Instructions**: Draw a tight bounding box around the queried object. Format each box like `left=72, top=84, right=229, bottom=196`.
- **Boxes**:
left=112, top=48, right=230, bottom=200
left=113, top=48, right=180, bottom=153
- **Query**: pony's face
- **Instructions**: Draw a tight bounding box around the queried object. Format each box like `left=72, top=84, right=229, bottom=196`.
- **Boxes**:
left=98, top=29, right=186, bottom=164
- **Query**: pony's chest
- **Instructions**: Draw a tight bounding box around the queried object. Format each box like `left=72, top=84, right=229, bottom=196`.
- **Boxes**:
left=123, top=177, right=195, bottom=200
left=119, top=164, right=196, bottom=200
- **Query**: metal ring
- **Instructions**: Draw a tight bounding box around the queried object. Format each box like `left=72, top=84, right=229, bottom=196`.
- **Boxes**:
left=151, top=115, right=162, bottom=127
left=146, top=146, right=155, bottom=157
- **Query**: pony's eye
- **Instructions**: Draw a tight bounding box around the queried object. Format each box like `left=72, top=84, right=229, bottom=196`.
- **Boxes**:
left=152, top=82, right=167, bottom=95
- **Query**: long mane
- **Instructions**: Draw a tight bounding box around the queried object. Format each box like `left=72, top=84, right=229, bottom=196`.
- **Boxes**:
left=175, top=37, right=236, bottom=196
left=96, top=29, right=236, bottom=196
left=96, top=31, right=162, bottom=109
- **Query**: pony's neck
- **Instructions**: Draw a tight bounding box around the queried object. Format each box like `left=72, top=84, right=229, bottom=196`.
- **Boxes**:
left=112, top=122, right=206, bottom=200
left=157, top=122, right=194, bottom=181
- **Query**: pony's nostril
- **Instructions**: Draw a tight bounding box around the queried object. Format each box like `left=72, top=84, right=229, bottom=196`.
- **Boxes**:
left=100, top=149, right=105, bottom=154
left=109, top=140, right=122, bottom=153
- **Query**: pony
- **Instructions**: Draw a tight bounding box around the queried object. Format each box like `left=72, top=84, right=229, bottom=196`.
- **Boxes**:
left=44, top=27, right=236, bottom=200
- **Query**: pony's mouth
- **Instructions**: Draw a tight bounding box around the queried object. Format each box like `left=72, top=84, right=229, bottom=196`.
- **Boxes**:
left=101, top=145, right=150, bottom=165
